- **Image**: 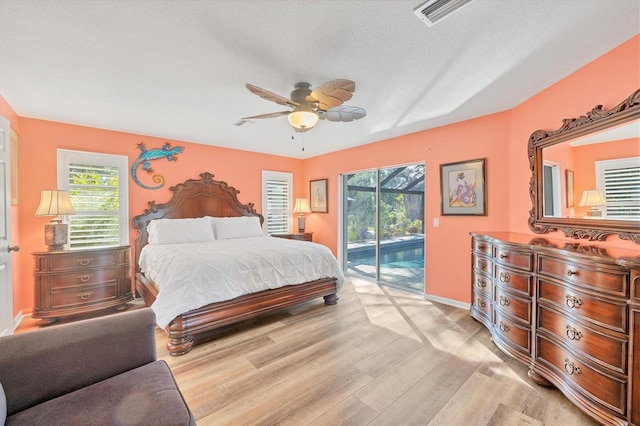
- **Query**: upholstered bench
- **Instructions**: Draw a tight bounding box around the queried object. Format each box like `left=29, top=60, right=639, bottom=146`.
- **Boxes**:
left=0, top=308, right=195, bottom=425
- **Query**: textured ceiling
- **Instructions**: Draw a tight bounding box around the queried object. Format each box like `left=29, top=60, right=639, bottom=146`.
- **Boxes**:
left=0, top=0, right=638, bottom=159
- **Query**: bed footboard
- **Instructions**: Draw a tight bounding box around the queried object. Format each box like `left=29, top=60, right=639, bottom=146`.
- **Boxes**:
left=163, top=277, right=338, bottom=356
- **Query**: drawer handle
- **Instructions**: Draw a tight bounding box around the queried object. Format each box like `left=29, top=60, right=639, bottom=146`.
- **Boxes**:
left=564, top=358, right=582, bottom=376
left=77, top=291, right=94, bottom=300
left=499, top=253, right=508, bottom=259
left=477, top=278, right=487, bottom=288
left=77, top=274, right=93, bottom=283
left=499, top=321, right=510, bottom=332
left=499, top=272, right=511, bottom=283
left=565, top=295, right=583, bottom=309
left=77, top=258, right=94, bottom=266
left=477, top=300, right=486, bottom=308
left=499, top=295, right=511, bottom=307
left=566, top=325, right=583, bottom=341
left=566, top=269, right=578, bottom=277
left=478, top=259, right=487, bottom=269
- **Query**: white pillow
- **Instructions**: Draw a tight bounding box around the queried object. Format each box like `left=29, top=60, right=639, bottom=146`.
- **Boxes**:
left=147, top=217, right=215, bottom=245
left=213, top=216, right=264, bottom=240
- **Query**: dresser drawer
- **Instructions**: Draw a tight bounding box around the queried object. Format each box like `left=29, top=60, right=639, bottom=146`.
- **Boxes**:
left=51, top=283, right=117, bottom=309
left=495, top=264, right=532, bottom=296
left=495, top=285, right=532, bottom=323
left=538, top=255, right=628, bottom=297
left=49, top=268, right=118, bottom=288
left=472, top=254, right=492, bottom=275
left=537, top=279, right=628, bottom=333
left=472, top=270, right=491, bottom=296
left=536, top=335, right=627, bottom=416
left=494, top=310, right=531, bottom=354
left=472, top=238, right=492, bottom=255
left=495, top=246, right=533, bottom=271
left=537, top=306, right=628, bottom=373
left=39, top=251, right=122, bottom=272
left=472, top=290, right=491, bottom=319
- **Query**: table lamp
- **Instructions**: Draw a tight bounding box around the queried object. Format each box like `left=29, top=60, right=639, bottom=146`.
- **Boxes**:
left=35, top=190, right=76, bottom=250
left=578, top=189, right=606, bottom=217
left=293, top=198, right=311, bottom=233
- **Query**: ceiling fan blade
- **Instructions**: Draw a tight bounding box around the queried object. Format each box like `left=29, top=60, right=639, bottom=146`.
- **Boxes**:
left=318, top=105, right=366, bottom=122
left=311, top=79, right=355, bottom=110
left=245, top=83, right=298, bottom=107
left=242, top=111, right=291, bottom=120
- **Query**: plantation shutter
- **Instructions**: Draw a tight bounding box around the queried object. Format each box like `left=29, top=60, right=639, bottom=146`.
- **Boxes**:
left=67, top=163, right=121, bottom=248
left=602, top=165, right=640, bottom=218
left=265, top=179, right=290, bottom=234
left=596, top=157, right=640, bottom=219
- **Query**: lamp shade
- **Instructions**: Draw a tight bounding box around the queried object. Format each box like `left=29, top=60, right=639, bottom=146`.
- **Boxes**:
left=35, top=190, right=76, bottom=216
left=578, top=190, right=607, bottom=207
left=293, top=198, right=311, bottom=214
left=288, top=110, right=319, bottom=131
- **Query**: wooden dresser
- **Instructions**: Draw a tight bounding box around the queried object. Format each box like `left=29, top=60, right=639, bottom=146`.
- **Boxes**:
left=470, top=232, right=640, bottom=426
left=33, top=246, right=132, bottom=323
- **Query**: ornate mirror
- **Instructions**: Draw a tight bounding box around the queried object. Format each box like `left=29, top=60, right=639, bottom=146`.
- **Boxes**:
left=528, top=89, right=640, bottom=245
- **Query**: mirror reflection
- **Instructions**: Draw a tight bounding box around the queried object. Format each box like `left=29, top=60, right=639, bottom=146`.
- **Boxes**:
left=541, top=118, right=640, bottom=221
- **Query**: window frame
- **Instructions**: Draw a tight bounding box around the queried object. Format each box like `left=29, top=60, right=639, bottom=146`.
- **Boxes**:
left=57, top=149, right=129, bottom=248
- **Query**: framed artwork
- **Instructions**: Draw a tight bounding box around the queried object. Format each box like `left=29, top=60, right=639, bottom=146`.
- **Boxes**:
left=10, top=129, right=18, bottom=205
left=565, top=169, right=574, bottom=208
left=310, top=178, right=328, bottom=213
left=440, top=158, right=486, bottom=216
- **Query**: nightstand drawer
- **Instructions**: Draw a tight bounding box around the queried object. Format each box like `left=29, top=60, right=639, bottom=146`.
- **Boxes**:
left=50, top=268, right=118, bottom=288
left=39, top=251, right=121, bottom=272
left=272, top=233, right=313, bottom=242
left=51, top=283, right=118, bottom=309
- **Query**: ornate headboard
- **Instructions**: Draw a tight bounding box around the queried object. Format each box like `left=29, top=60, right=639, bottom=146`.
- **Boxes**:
left=131, top=172, right=264, bottom=272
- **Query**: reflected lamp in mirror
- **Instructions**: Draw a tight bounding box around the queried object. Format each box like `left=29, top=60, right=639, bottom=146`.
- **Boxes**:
left=35, top=190, right=76, bottom=251
left=293, top=198, right=311, bottom=233
left=579, top=189, right=606, bottom=217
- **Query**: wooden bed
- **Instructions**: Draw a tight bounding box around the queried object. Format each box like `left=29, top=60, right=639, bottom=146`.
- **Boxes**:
left=132, top=172, right=339, bottom=356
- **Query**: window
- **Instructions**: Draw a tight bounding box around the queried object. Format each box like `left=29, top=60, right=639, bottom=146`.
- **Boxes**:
left=595, top=157, right=640, bottom=219
left=58, top=150, right=129, bottom=248
left=262, top=171, right=292, bottom=234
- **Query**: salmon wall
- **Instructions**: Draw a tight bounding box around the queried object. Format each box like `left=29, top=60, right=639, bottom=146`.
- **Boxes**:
left=10, top=118, right=304, bottom=315
left=3, top=34, right=639, bottom=316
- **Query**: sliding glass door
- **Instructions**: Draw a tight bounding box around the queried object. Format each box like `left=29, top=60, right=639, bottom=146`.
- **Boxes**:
left=343, top=164, right=425, bottom=293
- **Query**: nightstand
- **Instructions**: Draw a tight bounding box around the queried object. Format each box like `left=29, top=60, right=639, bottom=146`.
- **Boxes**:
left=32, top=246, right=133, bottom=324
left=272, top=232, right=313, bottom=242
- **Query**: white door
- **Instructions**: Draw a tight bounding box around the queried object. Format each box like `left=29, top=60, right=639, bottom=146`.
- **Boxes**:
left=0, top=115, right=16, bottom=336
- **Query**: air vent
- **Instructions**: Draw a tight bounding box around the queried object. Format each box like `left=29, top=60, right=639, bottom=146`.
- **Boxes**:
left=413, top=0, right=472, bottom=27
left=235, top=119, right=252, bottom=127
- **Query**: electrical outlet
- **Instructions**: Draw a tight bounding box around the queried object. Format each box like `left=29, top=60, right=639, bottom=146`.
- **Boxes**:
left=433, top=218, right=440, bottom=227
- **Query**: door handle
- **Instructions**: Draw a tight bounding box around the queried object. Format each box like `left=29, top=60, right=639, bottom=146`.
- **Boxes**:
left=7, top=245, right=20, bottom=253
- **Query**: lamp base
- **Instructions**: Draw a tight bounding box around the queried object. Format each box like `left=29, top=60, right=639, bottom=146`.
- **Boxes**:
left=297, top=215, right=306, bottom=234
left=44, top=222, right=68, bottom=251
left=587, top=209, right=603, bottom=217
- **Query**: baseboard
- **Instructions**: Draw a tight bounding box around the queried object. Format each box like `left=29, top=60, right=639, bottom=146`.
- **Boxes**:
left=424, top=294, right=470, bottom=310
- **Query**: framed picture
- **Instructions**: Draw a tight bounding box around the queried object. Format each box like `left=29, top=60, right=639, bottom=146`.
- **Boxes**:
left=440, top=158, right=486, bottom=216
left=310, top=178, right=328, bottom=213
left=10, top=129, right=18, bottom=205
left=565, top=169, right=574, bottom=208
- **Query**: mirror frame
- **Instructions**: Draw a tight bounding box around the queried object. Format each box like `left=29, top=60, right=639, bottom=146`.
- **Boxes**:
left=528, top=88, right=640, bottom=245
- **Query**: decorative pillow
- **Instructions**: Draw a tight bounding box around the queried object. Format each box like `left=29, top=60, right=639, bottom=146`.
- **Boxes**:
left=213, top=216, right=264, bottom=240
left=147, top=217, right=215, bottom=245
left=0, top=381, right=6, bottom=425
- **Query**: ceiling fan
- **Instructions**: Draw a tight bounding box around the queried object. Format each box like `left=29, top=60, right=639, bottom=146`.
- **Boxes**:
left=242, top=79, right=366, bottom=132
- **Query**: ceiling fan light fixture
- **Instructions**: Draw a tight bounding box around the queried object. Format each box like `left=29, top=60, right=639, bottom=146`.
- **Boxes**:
left=288, top=110, right=319, bottom=131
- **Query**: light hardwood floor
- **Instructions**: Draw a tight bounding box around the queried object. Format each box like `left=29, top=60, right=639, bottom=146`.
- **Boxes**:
left=17, top=276, right=598, bottom=425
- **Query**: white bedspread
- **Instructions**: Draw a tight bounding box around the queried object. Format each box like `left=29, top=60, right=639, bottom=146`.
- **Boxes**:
left=139, top=236, right=345, bottom=328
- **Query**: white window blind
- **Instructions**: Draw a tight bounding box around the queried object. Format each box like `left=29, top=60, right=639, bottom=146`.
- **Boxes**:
left=58, top=150, right=129, bottom=249
left=262, top=171, right=292, bottom=234
left=595, top=157, right=640, bottom=219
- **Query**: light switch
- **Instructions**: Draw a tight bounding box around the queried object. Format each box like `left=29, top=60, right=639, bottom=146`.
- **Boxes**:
left=433, top=218, right=440, bottom=227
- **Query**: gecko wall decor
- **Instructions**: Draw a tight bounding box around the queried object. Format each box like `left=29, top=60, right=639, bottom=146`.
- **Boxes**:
left=132, top=142, right=185, bottom=190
